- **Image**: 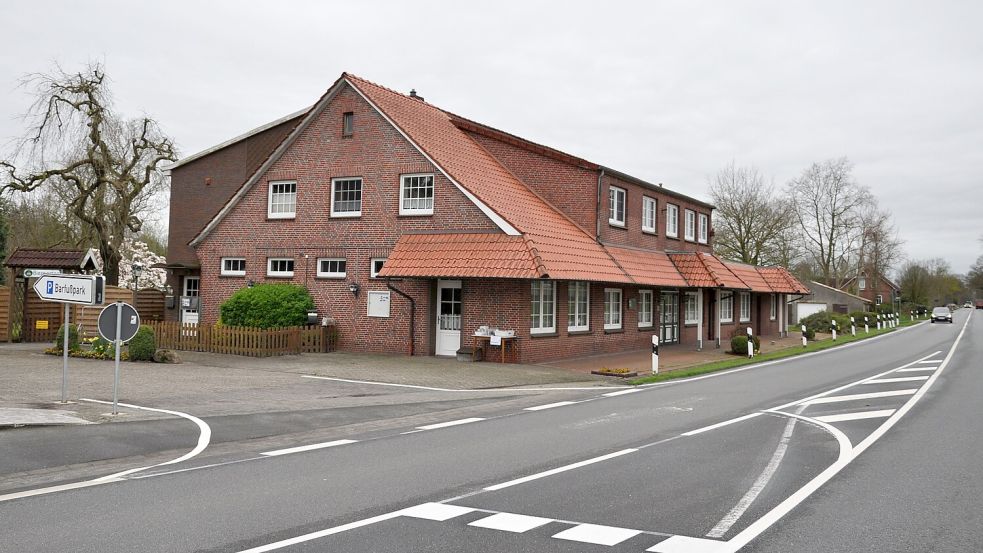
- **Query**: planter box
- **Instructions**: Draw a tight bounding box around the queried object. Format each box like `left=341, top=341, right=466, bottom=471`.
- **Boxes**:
left=591, top=370, right=638, bottom=378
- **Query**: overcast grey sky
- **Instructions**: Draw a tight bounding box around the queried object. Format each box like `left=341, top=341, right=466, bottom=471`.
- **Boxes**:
left=2, top=1, right=981, bottom=273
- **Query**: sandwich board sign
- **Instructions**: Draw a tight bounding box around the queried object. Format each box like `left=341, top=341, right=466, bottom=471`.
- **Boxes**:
left=32, top=274, right=104, bottom=306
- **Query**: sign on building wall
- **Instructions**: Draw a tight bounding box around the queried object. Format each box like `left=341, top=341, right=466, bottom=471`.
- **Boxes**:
left=367, top=291, right=391, bottom=318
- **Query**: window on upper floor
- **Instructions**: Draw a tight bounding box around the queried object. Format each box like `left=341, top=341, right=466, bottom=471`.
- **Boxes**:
left=221, top=257, right=246, bottom=277
left=642, top=196, right=657, bottom=233
left=400, top=174, right=434, bottom=215
left=858, top=276, right=866, bottom=290
left=268, top=180, right=297, bottom=219
left=331, top=177, right=362, bottom=217
left=343, top=112, right=354, bottom=137
left=698, top=213, right=709, bottom=244
left=267, top=258, right=295, bottom=278
left=684, top=209, right=696, bottom=241
left=317, top=258, right=347, bottom=279
left=531, top=280, right=556, bottom=334
left=666, top=203, right=679, bottom=238
left=370, top=257, right=387, bottom=278
left=609, top=186, right=626, bottom=227
left=567, top=281, right=589, bottom=332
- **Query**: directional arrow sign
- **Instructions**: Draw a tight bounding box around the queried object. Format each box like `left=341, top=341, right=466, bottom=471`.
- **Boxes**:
left=32, top=274, right=104, bottom=306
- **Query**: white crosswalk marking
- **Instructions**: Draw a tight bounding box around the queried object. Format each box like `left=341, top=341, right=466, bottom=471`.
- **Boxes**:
left=804, top=389, right=917, bottom=405
left=863, top=376, right=929, bottom=384
left=814, top=409, right=896, bottom=423
left=647, top=535, right=728, bottom=552
left=552, top=523, right=642, bottom=546
left=401, top=503, right=475, bottom=521
left=468, top=512, right=552, bottom=533
left=897, top=367, right=936, bottom=372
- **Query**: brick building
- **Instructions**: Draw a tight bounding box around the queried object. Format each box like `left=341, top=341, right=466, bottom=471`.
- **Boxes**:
left=163, top=73, right=806, bottom=363
left=841, top=271, right=900, bottom=308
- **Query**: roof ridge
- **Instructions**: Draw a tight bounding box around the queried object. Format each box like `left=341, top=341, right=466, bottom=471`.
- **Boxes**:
left=695, top=252, right=724, bottom=288
left=521, top=236, right=550, bottom=278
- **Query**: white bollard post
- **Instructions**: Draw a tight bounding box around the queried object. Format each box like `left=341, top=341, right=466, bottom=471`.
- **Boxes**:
left=864, top=316, right=869, bottom=334
left=831, top=318, right=837, bottom=341
left=801, top=324, right=808, bottom=347
left=850, top=316, right=856, bottom=337
left=747, top=327, right=754, bottom=358
left=877, top=314, right=882, bottom=330
left=651, top=335, right=659, bottom=374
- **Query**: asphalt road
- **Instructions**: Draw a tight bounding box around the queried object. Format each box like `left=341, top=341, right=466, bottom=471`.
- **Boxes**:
left=0, top=310, right=977, bottom=553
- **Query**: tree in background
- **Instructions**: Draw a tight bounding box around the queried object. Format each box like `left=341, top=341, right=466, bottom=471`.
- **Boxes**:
left=967, top=255, right=983, bottom=299
left=787, top=158, right=874, bottom=287
left=709, top=162, right=797, bottom=266
left=0, top=199, right=8, bottom=284
left=0, top=63, right=176, bottom=285
left=900, top=258, right=966, bottom=306
left=853, top=205, right=904, bottom=295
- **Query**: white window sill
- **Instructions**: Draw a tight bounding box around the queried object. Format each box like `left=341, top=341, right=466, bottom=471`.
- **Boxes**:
left=399, top=210, right=434, bottom=216
left=330, top=212, right=362, bottom=218
left=642, top=227, right=656, bottom=234
left=638, top=323, right=653, bottom=328
left=567, top=326, right=589, bottom=333
left=603, top=324, right=622, bottom=331
left=720, top=319, right=734, bottom=323
left=267, top=213, right=296, bottom=219
left=608, top=220, right=626, bottom=228
left=530, top=329, right=556, bottom=335
left=316, top=274, right=346, bottom=279
left=221, top=272, right=246, bottom=277
left=267, top=273, right=295, bottom=278
left=684, top=320, right=699, bottom=325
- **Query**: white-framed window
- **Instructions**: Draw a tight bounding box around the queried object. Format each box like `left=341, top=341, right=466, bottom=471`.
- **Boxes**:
left=638, top=289, right=654, bottom=328
left=608, top=186, right=626, bottom=227
left=370, top=258, right=387, bottom=278
left=268, top=180, right=297, bottom=219
left=684, top=209, right=696, bottom=241
left=739, top=292, right=751, bottom=322
left=330, top=177, right=363, bottom=217
left=770, top=294, right=777, bottom=320
left=221, top=257, right=246, bottom=277
left=642, top=196, right=657, bottom=233
left=666, top=203, right=679, bottom=237
left=875, top=294, right=883, bottom=304
left=531, top=280, right=556, bottom=334
left=342, top=112, right=354, bottom=137
left=684, top=292, right=699, bottom=324
left=858, top=276, right=866, bottom=290
left=400, top=173, right=434, bottom=215
left=720, top=292, right=734, bottom=323
left=316, top=258, right=347, bottom=279
left=698, top=213, right=709, bottom=244
left=604, top=288, right=623, bottom=330
left=267, top=258, right=295, bottom=278
left=567, top=281, right=589, bottom=332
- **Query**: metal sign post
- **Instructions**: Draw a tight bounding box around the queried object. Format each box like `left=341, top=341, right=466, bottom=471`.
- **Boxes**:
left=98, top=301, right=140, bottom=416
left=62, top=303, right=70, bottom=402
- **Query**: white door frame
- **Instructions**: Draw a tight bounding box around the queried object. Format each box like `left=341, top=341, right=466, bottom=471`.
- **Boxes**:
left=435, top=280, right=462, bottom=356
left=181, top=276, right=200, bottom=325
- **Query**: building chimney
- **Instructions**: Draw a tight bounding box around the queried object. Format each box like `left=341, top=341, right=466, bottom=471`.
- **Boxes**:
left=409, top=89, right=424, bottom=101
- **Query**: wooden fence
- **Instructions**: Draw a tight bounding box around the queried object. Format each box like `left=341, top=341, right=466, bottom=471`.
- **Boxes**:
left=0, top=285, right=9, bottom=342
left=146, top=321, right=337, bottom=357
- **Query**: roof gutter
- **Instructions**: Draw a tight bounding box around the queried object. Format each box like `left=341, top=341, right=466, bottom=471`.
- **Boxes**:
left=599, top=166, right=716, bottom=211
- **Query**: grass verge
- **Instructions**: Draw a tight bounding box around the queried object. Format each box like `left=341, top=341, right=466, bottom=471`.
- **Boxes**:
left=628, top=319, right=922, bottom=385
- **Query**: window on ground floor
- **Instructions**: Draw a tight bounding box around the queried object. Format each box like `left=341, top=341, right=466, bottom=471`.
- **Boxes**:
left=739, top=292, right=751, bottom=322
left=221, top=257, right=246, bottom=276
left=770, top=294, right=777, bottom=320
left=604, top=288, right=623, bottom=330
left=684, top=291, right=699, bottom=324
left=317, top=258, right=346, bottom=279
left=638, top=289, right=653, bottom=328
left=531, top=280, right=556, bottom=334
left=267, top=258, right=295, bottom=278
left=720, top=292, right=734, bottom=322
left=567, top=281, right=589, bottom=332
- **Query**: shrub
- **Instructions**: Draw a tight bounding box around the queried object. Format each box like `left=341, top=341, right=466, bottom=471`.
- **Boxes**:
left=730, top=334, right=761, bottom=355
left=53, top=324, right=80, bottom=351
left=800, top=311, right=850, bottom=334
left=128, top=325, right=156, bottom=361
left=848, top=311, right=878, bottom=326
left=220, top=284, right=315, bottom=329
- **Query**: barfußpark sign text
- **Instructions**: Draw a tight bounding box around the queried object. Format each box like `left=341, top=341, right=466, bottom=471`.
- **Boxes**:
left=32, top=274, right=105, bottom=306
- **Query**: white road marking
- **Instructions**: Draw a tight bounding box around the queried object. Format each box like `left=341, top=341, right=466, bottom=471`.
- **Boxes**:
left=603, top=388, right=641, bottom=397
left=484, top=449, right=637, bottom=491
left=897, top=367, right=937, bottom=372
left=916, top=359, right=942, bottom=364
left=260, top=439, right=358, bottom=457
left=236, top=510, right=406, bottom=552
left=0, top=478, right=123, bottom=503
left=648, top=535, right=728, bottom=552
left=416, top=418, right=485, bottom=430
left=468, top=512, right=553, bottom=533
left=552, top=523, right=642, bottom=546
left=681, top=413, right=761, bottom=437
left=401, top=502, right=475, bottom=521
left=524, top=401, right=577, bottom=411
left=803, top=389, right=917, bottom=405
left=814, top=410, right=895, bottom=423
left=706, top=408, right=803, bottom=538
left=863, top=376, right=929, bottom=384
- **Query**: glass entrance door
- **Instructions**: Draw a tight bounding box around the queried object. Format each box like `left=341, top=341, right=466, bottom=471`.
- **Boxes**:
left=660, top=291, right=679, bottom=344
left=435, top=280, right=462, bottom=356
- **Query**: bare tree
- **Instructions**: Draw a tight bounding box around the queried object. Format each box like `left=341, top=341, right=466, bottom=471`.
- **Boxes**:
left=0, top=63, right=176, bottom=284
left=787, top=157, right=873, bottom=287
left=854, top=204, right=904, bottom=293
left=709, top=162, right=796, bottom=266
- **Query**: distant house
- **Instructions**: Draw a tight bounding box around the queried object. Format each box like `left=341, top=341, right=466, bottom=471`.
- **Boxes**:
left=841, top=271, right=900, bottom=307
left=161, top=72, right=807, bottom=362
left=789, top=280, right=869, bottom=324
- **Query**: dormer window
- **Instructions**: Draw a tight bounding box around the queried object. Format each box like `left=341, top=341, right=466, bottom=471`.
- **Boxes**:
left=342, top=112, right=354, bottom=137
left=608, top=186, right=626, bottom=227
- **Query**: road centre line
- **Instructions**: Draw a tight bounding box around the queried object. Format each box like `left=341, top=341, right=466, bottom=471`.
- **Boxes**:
left=524, top=401, right=578, bottom=411
left=261, top=439, right=358, bottom=457
left=863, top=376, right=930, bottom=384
left=814, top=410, right=895, bottom=423
left=417, top=418, right=485, bottom=430
left=803, top=389, right=917, bottom=405
left=484, top=449, right=638, bottom=491
left=897, top=367, right=938, bottom=372
left=681, top=413, right=762, bottom=437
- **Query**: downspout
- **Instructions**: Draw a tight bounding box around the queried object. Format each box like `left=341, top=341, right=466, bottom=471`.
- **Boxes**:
left=596, top=168, right=605, bottom=242
left=386, top=279, right=415, bottom=356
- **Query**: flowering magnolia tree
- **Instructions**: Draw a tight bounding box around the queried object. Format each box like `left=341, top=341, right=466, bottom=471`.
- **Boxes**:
left=90, top=239, right=167, bottom=290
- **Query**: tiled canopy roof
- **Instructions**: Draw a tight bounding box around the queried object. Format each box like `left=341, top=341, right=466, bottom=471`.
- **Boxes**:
left=380, top=233, right=546, bottom=279
left=606, top=246, right=689, bottom=287
left=757, top=267, right=811, bottom=294
left=4, top=249, right=94, bottom=270
left=723, top=261, right=775, bottom=293
left=667, top=252, right=751, bottom=290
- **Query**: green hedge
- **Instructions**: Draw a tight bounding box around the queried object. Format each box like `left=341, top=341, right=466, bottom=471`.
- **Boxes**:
left=220, top=284, right=315, bottom=329
left=800, top=311, right=851, bottom=334
left=730, top=335, right=761, bottom=355
left=54, top=324, right=80, bottom=351
left=128, top=325, right=156, bottom=361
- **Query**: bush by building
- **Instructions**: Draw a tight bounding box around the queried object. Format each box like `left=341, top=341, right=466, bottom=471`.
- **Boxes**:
left=128, top=325, right=156, bottom=361
left=219, top=284, right=315, bottom=329
left=730, top=334, right=761, bottom=355
left=800, top=311, right=851, bottom=335
left=53, top=324, right=80, bottom=351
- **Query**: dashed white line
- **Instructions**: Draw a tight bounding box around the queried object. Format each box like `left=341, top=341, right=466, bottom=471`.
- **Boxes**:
left=469, top=512, right=552, bottom=533
left=803, top=389, right=917, bottom=405
left=681, top=413, right=761, bottom=437
left=484, top=449, right=637, bottom=491
left=552, top=523, right=642, bottom=546
left=603, top=388, right=641, bottom=397
left=261, top=439, right=358, bottom=457
left=236, top=510, right=406, bottom=552
left=416, top=418, right=485, bottom=430
left=814, top=410, right=895, bottom=423
left=524, top=401, right=577, bottom=411
left=863, top=376, right=929, bottom=384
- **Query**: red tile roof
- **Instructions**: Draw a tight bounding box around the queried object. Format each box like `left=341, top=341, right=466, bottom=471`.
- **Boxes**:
left=4, top=249, right=88, bottom=269
left=379, top=233, right=546, bottom=279
left=723, top=261, right=774, bottom=293
left=606, top=246, right=689, bottom=287
left=757, top=267, right=811, bottom=294
left=666, top=252, right=719, bottom=288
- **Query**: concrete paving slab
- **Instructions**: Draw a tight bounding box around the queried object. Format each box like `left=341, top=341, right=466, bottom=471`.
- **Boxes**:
left=0, top=407, right=92, bottom=426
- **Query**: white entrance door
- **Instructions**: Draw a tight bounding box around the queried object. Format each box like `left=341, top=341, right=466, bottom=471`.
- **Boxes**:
left=181, top=276, right=200, bottom=325
left=435, top=280, right=462, bottom=356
